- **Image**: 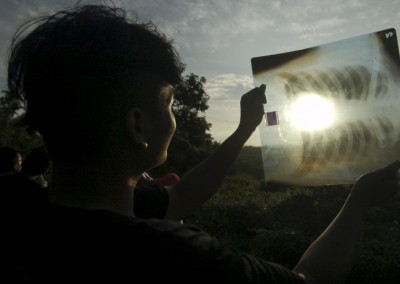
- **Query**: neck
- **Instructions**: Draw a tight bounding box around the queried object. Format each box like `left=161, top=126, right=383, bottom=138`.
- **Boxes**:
left=48, top=161, right=141, bottom=217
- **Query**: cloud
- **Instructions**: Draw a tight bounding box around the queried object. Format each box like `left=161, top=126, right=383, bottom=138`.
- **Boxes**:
left=193, top=1, right=276, bottom=52
left=126, top=0, right=276, bottom=53
left=285, top=17, right=348, bottom=34
left=205, top=73, right=254, bottom=101
left=0, top=0, right=65, bottom=77
left=266, top=0, right=393, bottom=44
left=204, top=73, right=263, bottom=145
left=203, top=73, right=257, bottom=142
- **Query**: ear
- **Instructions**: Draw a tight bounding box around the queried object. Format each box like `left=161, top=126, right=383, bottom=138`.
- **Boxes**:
left=126, top=108, right=149, bottom=150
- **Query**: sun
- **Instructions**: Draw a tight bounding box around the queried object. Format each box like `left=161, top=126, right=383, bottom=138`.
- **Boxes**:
left=287, top=92, right=336, bottom=131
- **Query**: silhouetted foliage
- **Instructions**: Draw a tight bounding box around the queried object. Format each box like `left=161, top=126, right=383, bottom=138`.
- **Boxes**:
left=229, top=146, right=264, bottom=180
left=0, top=90, right=44, bottom=155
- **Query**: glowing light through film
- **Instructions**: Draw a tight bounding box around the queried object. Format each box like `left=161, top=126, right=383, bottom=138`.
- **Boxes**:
left=287, top=92, right=336, bottom=131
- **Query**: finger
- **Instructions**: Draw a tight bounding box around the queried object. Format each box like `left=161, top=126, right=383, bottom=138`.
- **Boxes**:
left=258, top=84, right=267, bottom=104
left=242, top=84, right=266, bottom=104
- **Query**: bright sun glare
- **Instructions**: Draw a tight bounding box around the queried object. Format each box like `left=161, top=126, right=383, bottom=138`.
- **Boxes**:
left=287, top=92, right=335, bottom=131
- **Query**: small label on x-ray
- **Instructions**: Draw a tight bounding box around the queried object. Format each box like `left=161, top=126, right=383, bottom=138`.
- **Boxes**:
left=266, top=111, right=279, bottom=126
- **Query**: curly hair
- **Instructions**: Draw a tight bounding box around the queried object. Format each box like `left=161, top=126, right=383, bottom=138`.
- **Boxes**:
left=7, top=4, right=184, bottom=160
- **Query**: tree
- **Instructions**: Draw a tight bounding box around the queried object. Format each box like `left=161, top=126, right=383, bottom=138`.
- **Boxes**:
left=0, top=90, right=43, bottom=155
left=151, top=73, right=216, bottom=176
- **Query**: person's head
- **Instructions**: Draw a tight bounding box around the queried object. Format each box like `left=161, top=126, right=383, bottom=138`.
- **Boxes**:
left=7, top=4, right=184, bottom=175
left=0, top=146, right=22, bottom=174
left=22, top=147, right=50, bottom=177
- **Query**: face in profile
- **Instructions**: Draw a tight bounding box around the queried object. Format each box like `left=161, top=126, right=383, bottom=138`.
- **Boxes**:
left=125, top=84, right=177, bottom=173
left=145, top=85, right=177, bottom=168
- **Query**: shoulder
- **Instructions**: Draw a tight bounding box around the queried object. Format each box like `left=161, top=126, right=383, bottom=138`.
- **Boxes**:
left=134, top=183, right=169, bottom=218
left=0, top=173, right=45, bottom=207
left=0, top=173, right=42, bottom=190
left=26, top=206, right=305, bottom=283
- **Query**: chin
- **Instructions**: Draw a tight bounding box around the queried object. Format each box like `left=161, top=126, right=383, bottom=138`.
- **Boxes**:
left=156, top=156, right=167, bottom=167
left=148, top=153, right=167, bottom=170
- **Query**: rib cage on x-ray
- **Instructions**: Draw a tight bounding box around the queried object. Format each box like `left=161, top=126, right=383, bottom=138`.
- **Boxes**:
left=283, top=65, right=388, bottom=100
left=281, top=65, right=396, bottom=175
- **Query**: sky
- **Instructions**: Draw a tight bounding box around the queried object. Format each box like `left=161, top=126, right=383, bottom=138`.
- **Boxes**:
left=0, top=0, right=399, bottom=146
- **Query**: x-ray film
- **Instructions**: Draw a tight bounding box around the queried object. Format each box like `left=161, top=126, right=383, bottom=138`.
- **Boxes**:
left=251, top=28, right=400, bottom=186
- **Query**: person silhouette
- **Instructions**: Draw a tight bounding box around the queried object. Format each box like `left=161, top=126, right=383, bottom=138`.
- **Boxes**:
left=0, top=146, right=22, bottom=176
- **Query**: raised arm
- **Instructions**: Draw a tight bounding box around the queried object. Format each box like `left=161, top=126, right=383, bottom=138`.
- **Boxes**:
left=293, top=160, right=400, bottom=284
left=164, top=84, right=266, bottom=220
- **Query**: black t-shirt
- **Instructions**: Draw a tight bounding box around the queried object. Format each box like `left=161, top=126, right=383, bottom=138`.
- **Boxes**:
left=0, top=173, right=46, bottom=214
left=1, top=173, right=47, bottom=282
left=2, top=181, right=305, bottom=284
left=134, top=183, right=169, bottom=218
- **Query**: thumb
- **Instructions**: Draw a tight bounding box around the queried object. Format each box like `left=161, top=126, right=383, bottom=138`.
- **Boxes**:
left=154, top=173, right=180, bottom=187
